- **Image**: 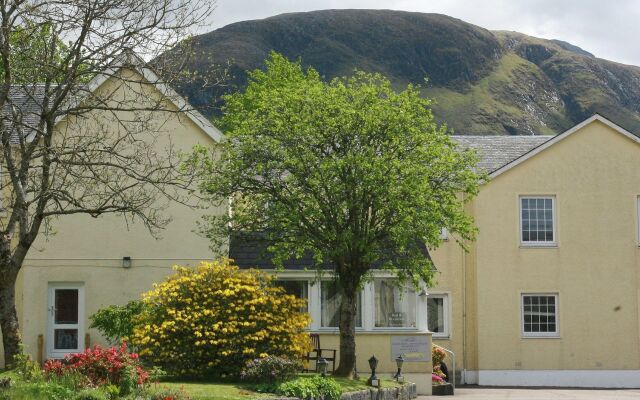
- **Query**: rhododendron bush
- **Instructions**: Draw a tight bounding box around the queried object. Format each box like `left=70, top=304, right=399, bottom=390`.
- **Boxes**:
left=132, top=258, right=311, bottom=377
left=44, top=343, right=149, bottom=393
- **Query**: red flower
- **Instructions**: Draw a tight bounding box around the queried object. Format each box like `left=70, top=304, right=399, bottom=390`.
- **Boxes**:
left=44, top=344, right=150, bottom=388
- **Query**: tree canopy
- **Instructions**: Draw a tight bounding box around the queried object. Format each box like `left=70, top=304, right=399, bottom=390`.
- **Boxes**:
left=197, top=52, right=484, bottom=376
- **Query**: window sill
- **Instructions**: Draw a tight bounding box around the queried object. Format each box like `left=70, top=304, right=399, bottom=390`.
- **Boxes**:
left=432, top=335, right=451, bottom=340
left=521, top=335, right=561, bottom=339
left=311, top=329, right=428, bottom=335
left=519, top=243, right=558, bottom=249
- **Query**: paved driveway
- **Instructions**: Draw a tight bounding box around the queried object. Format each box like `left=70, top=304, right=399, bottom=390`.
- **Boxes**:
left=420, top=387, right=640, bottom=399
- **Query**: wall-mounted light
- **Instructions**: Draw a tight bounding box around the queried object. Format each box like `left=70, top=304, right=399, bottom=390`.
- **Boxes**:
left=122, top=256, right=132, bottom=268
left=419, top=288, right=429, bottom=298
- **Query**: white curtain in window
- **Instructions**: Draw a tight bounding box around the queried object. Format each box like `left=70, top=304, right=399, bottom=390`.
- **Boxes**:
left=320, top=281, right=362, bottom=327
left=374, top=280, right=416, bottom=328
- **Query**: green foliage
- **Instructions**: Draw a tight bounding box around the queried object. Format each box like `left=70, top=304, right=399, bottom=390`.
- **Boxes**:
left=197, top=52, right=483, bottom=290
left=6, top=381, right=74, bottom=400
left=90, top=300, right=144, bottom=344
left=12, top=350, right=42, bottom=382
left=146, top=386, right=192, bottom=400
left=240, top=355, right=302, bottom=382
left=132, top=259, right=311, bottom=378
left=1, top=22, right=71, bottom=83
left=276, top=376, right=342, bottom=400
left=73, top=387, right=113, bottom=400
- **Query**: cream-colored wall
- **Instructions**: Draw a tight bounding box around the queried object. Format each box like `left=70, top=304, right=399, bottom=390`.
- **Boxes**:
left=473, top=120, right=640, bottom=371
left=8, top=68, right=226, bottom=365
left=429, top=236, right=472, bottom=377
left=317, top=332, right=432, bottom=395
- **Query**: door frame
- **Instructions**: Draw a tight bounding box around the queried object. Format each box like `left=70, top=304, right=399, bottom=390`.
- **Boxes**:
left=46, top=282, right=85, bottom=359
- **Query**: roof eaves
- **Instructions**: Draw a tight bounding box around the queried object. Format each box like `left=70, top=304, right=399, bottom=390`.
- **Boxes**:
left=488, top=114, right=640, bottom=179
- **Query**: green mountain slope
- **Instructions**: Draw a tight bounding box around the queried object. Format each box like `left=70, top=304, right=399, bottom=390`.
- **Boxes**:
left=173, top=9, right=640, bottom=135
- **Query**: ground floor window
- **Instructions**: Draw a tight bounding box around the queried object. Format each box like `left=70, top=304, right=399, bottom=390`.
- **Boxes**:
left=274, top=280, right=309, bottom=312
left=521, top=293, right=559, bottom=337
left=427, top=293, right=449, bottom=337
left=374, top=279, right=417, bottom=328
left=273, top=274, right=427, bottom=332
left=320, top=281, right=362, bottom=328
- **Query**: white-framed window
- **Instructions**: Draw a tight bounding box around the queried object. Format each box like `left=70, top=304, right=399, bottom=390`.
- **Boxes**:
left=320, top=281, right=362, bottom=328
left=274, top=279, right=309, bottom=312
left=427, top=294, right=449, bottom=338
left=521, top=293, right=559, bottom=337
left=373, top=279, right=417, bottom=328
left=520, top=196, right=556, bottom=246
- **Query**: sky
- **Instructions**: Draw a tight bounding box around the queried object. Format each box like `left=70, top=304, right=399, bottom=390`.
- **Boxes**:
left=203, top=0, right=640, bottom=66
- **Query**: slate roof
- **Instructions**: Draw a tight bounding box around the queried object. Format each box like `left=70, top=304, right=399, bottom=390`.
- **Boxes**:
left=229, top=233, right=330, bottom=270
left=1, top=85, right=47, bottom=144
left=230, top=233, right=432, bottom=270
left=451, top=135, right=552, bottom=173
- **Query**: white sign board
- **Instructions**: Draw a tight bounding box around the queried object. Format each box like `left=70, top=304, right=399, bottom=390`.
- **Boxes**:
left=390, top=335, right=430, bottom=362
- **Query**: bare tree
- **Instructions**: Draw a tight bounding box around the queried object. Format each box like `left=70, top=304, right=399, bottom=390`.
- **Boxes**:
left=0, top=0, right=219, bottom=366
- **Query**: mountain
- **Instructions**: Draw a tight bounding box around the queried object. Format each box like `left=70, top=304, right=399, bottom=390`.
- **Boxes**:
left=172, top=9, right=640, bottom=135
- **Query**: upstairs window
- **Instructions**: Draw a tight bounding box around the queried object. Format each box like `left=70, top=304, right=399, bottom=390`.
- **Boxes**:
left=520, top=196, right=556, bottom=246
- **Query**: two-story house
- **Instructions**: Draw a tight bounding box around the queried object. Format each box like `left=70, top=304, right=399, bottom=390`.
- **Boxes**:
left=231, top=114, right=640, bottom=388
left=4, top=56, right=639, bottom=391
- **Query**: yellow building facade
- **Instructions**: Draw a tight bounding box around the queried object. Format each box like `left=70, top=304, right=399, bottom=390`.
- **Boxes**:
left=2, top=57, right=639, bottom=392
left=237, top=115, right=640, bottom=389
left=431, top=115, right=640, bottom=387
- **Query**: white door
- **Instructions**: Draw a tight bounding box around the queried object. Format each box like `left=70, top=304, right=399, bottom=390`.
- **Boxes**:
left=47, top=283, right=85, bottom=359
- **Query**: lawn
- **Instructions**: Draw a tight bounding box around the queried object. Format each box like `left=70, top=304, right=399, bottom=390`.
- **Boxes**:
left=154, top=381, right=267, bottom=400
left=157, top=374, right=403, bottom=400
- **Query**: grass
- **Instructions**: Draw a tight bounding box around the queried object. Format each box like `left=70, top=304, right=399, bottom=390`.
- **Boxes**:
left=1, top=369, right=404, bottom=400
left=156, top=373, right=403, bottom=400
left=154, top=381, right=268, bottom=400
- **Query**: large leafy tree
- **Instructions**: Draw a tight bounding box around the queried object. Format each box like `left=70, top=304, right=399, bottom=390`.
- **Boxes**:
left=197, top=53, right=483, bottom=377
left=0, top=0, right=216, bottom=366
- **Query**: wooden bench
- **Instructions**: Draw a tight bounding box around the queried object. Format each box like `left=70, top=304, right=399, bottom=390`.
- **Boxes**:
left=305, top=333, right=336, bottom=373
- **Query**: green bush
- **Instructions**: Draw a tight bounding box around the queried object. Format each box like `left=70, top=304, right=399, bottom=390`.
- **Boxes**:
left=13, top=349, right=42, bottom=381
left=90, top=300, right=144, bottom=344
left=240, top=355, right=302, bottom=382
left=7, top=381, right=74, bottom=400
left=276, top=376, right=342, bottom=400
left=73, top=387, right=111, bottom=400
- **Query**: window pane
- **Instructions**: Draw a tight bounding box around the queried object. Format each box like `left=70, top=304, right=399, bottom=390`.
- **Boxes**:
left=55, top=289, right=78, bottom=324
left=54, top=329, right=78, bottom=350
left=320, top=281, right=361, bottom=328
left=522, top=295, right=558, bottom=335
left=274, top=280, right=308, bottom=312
left=521, top=197, right=554, bottom=243
left=374, top=280, right=416, bottom=328
left=427, top=296, right=445, bottom=333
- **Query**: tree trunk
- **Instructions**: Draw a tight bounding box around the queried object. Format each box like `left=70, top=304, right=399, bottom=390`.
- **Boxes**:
left=0, top=281, right=22, bottom=368
left=334, top=284, right=358, bottom=377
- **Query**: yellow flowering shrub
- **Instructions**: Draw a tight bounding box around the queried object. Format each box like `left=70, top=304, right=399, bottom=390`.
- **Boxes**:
left=132, top=258, right=311, bottom=377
